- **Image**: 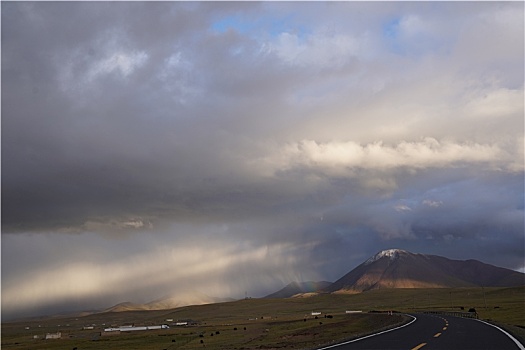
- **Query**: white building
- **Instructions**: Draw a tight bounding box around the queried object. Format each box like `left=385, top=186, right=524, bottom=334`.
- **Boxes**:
left=103, top=325, right=169, bottom=332
left=45, top=332, right=61, bottom=339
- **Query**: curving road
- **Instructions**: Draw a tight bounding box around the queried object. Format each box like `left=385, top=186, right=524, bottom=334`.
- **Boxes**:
left=318, top=313, right=524, bottom=350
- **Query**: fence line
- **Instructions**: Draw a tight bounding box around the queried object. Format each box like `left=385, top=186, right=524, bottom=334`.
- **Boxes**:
left=424, top=310, right=478, bottom=319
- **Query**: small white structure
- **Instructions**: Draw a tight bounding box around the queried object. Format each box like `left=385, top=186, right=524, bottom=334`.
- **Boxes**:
left=166, top=318, right=173, bottom=322
left=346, top=310, right=363, bottom=314
left=45, top=332, right=62, bottom=339
left=311, top=312, right=321, bottom=316
left=83, top=326, right=94, bottom=330
left=175, top=322, right=188, bottom=326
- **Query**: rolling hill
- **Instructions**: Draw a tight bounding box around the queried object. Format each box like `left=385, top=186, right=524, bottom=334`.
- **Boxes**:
left=104, top=291, right=233, bottom=312
left=264, top=281, right=333, bottom=298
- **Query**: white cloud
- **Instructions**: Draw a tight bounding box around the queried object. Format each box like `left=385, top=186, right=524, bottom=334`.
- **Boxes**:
left=57, top=49, right=149, bottom=96
left=273, top=138, right=517, bottom=175
left=422, top=199, right=443, bottom=208
left=394, top=204, right=412, bottom=212
left=88, top=51, right=149, bottom=79
left=398, top=15, right=428, bottom=37
left=462, top=87, right=524, bottom=120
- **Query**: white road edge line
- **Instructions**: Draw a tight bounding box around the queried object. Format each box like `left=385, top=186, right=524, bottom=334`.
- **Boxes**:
left=316, top=314, right=417, bottom=350
left=473, top=318, right=525, bottom=350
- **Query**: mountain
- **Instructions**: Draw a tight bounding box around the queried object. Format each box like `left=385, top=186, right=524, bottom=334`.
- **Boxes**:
left=104, top=292, right=233, bottom=313
left=264, top=281, right=333, bottom=298
left=325, top=249, right=525, bottom=293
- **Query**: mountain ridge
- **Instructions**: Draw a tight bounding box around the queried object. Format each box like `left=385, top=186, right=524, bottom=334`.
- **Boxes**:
left=324, top=249, right=525, bottom=293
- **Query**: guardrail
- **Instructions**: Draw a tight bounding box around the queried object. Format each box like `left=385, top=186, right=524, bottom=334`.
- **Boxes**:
left=424, top=310, right=478, bottom=319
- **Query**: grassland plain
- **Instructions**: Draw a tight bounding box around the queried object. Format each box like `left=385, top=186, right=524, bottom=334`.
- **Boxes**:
left=2, top=287, right=523, bottom=350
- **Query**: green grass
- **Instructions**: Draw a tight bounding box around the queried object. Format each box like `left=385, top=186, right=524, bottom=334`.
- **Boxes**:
left=2, top=287, right=523, bottom=349
left=348, top=286, right=525, bottom=327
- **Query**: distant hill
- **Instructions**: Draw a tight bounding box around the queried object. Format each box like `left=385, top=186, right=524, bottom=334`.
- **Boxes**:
left=104, top=302, right=149, bottom=312
left=145, top=292, right=234, bottom=310
left=325, top=249, right=525, bottom=293
left=104, top=292, right=233, bottom=312
left=264, top=281, right=333, bottom=298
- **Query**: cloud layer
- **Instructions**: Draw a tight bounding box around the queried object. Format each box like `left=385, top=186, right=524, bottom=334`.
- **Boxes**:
left=2, top=2, right=523, bottom=319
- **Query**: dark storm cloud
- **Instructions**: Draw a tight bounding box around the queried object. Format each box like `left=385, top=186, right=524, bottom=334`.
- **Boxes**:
left=2, top=1, right=328, bottom=232
left=2, top=1, right=523, bottom=319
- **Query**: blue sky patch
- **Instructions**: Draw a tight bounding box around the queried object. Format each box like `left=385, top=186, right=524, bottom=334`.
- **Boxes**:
left=382, top=17, right=404, bottom=54
left=212, top=15, right=253, bottom=34
left=212, top=13, right=311, bottom=40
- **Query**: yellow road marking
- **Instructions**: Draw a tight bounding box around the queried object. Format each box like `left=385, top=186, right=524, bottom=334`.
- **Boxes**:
left=434, top=332, right=442, bottom=337
left=411, top=343, right=427, bottom=350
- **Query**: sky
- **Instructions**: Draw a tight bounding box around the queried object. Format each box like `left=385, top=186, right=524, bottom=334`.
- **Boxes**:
left=2, top=1, right=524, bottom=320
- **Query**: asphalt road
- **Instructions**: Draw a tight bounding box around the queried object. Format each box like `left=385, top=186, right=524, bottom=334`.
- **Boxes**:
left=318, top=313, right=524, bottom=350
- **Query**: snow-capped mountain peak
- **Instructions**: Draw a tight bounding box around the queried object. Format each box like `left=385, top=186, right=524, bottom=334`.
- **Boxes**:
left=364, top=249, right=407, bottom=265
